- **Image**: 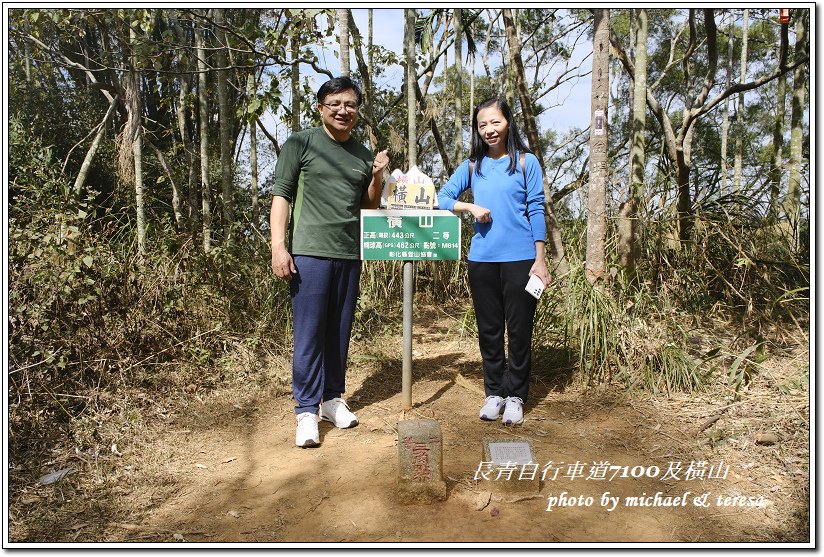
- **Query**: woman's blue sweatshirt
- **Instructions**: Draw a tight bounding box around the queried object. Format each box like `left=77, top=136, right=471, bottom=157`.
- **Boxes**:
left=437, top=152, right=546, bottom=262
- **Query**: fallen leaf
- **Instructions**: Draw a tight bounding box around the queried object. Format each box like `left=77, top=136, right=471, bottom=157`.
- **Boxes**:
left=490, top=507, right=500, bottom=517
left=37, top=468, right=73, bottom=485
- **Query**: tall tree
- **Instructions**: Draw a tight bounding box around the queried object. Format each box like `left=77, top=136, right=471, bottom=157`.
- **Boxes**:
left=785, top=9, right=808, bottom=247
left=247, top=72, right=260, bottom=228
left=195, top=15, right=212, bottom=252
left=733, top=9, right=749, bottom=193
left=769, top=16, right=790, bottom=221
left=172, top=18, right=200, bottom=234
left=128, top=21, right=146, bottom=255
left=502, top=8, right=568, bottom=277
left=73, top=94, right=118, bottom=197
left=453, top=8, right=464, bottom=163
left=617, top=8, right=647, bottom=274
left=348, top=11, right=378, bottom=150
left=368, top=9, right=374, bottom=71
left=215, top=8, right=234, bottom=233
left=337, top=9, right=350, bottom=77
left=290, top=33, right=301, bottom=132
left=611, top=8, right=806, bottom=245
left=721, top=11, right=734, bottom=193
left=586, top=8, right=609, bottom=283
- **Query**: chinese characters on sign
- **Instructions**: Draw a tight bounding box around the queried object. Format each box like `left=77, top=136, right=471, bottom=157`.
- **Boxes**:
left=385, top=166, right=436, bottom=210
left=365, top=165, right=459, bottom=261
left=361, top=210, right=460, bottom=261
left=403, top=436, right=438, bottom=481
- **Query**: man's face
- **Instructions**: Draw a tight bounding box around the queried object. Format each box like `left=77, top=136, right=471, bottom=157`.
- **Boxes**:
left=318, top=88, right=359, bottom=138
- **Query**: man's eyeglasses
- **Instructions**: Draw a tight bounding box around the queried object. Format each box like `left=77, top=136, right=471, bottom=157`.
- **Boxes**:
left=321, top=102, right=359, bottom=113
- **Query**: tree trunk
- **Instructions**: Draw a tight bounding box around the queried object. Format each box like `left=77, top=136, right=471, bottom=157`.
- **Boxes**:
left=785, top=9, right=808, bottom=249
left=176, top=63, right=199, bottom=233
left=502, top=7, right=568, bottom=277
left=769, top=20, right=789, bottom=221
left=626, top=8, right=636, bottom=190
left=470, top=49, right=475, bottom=120
left=22, top=22, right=32, bottom=84
left=368, top=9, right=373, bottom=70
left=348, top=11, right=378, bottom=150
left=502, top=10, right=540, bottom=151
left=195, top=18, right=212, bottom=253
left=453, top=8, right=464, bottom=162
left=129, top=26, right=146, bottom=256
left=172, top=19, right=198, bottom=233
left=291, top=35, right=300, bottom=132
left=338, top=9, right=350, bottom=77
left=404, top=9, right=417, bottom=168
left=215, top=9, right=234, bottom=234
left=675, top=149, right=692, bottom=245
left=733, top=9, right=748, bottom=193
left=721, top=12, right=733, bottom=193
left=481, top=10, right=496, bottom=82
left=247, top=73, right=259, bottom=229
left=618, top=8, right=647, bottom=273
left=146, top=140, right=182, bottom=229
left=73, top=94, right=118, bottom=197
left=586, top=8, right=609, bottom=283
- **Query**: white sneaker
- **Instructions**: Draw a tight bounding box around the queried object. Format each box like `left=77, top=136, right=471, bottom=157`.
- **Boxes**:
left=295, top=412, right=319, bottom=447
left=320, top=398, right=358, bottom=429
left=479, top=395, right=506, bottom=421
left=502, top=397, right=524, bottom=425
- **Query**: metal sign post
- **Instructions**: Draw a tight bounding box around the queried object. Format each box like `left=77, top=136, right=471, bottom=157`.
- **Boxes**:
left=361, top=209, right=461, bottom=409
left=402, top=260, right=414, bottom=409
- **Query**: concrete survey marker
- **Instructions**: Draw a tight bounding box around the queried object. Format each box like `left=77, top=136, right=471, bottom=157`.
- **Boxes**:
left=485, top=439, right=535, bottom=465
left=480, top=438, right=541, bottom=502
left=397, top=419, right=447, bottom=503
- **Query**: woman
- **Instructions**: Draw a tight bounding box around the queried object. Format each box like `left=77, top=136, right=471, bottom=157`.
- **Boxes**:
left=437, top=98, right=550, bottom=425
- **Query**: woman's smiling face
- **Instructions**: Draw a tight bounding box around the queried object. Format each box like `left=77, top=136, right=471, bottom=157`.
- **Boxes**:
left=476, top=105, right=510, bottom=155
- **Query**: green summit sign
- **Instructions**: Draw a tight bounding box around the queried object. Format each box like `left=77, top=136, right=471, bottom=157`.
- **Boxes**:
left=360, top=209, right=461, bottom=261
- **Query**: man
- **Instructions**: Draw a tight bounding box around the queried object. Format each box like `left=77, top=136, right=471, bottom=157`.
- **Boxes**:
left=270, top=76, right=389, bottom=448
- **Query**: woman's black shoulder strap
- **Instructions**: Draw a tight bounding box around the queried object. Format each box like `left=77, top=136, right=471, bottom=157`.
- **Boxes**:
left=520, top=152, right=526, bottom=191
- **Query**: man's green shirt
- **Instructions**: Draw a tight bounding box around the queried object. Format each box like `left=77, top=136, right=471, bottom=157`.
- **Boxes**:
left=272, top=126, right=373, bottom=260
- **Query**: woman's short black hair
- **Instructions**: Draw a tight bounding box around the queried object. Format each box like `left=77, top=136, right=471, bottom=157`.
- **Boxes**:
left=317, top=76, right=363, bottom=106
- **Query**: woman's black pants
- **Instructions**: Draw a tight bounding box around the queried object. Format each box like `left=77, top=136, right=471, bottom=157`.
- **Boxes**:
left=467, top=260, right=538, bottom=402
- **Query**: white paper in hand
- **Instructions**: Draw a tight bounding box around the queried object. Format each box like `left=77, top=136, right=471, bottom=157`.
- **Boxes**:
left=525, top=274, right=545, bottom=299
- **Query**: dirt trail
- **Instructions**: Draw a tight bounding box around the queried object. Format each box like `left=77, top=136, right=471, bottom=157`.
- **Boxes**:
left=103, top=308, right=809, bottom=544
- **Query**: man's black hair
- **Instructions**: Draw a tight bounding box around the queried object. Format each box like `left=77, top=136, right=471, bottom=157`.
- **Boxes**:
left=317, top=76, right=363, bottom=106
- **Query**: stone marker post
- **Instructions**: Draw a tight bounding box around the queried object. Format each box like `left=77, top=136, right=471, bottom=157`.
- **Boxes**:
left=397, top=419, right=447, bottom=503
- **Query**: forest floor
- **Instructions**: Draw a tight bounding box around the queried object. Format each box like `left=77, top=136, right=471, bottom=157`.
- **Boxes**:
left=7, top=305, right=811, bottom=546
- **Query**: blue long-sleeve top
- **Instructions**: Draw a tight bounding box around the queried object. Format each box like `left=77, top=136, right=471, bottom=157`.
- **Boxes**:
left=437, top=152, right=546, bottom=262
